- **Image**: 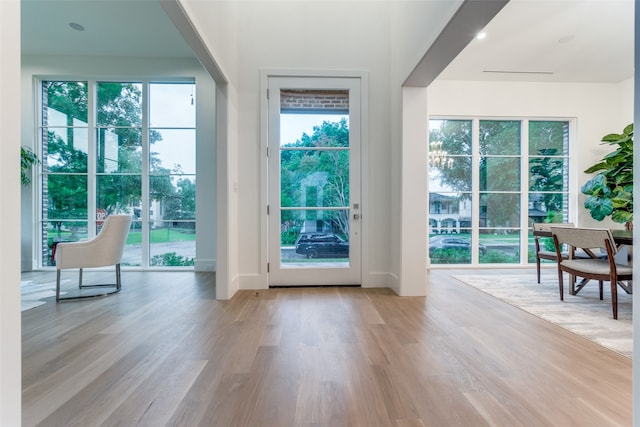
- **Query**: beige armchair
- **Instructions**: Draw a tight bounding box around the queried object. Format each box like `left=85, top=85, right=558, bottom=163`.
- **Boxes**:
left=55, top=214, right=132, bottom=302
left=551, top=226, right=632, bottom=320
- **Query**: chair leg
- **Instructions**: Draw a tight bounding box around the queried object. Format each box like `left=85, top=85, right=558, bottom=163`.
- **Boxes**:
left=116, top=264, right=121, bottom=291
left=599, top=281, right=603, bottom=300
left=558, top=269, right=564, bottom=301
left=611, top=281, right=618, bottom=320
left=536, top=257, right=541, bottom=283
left=79, top=268, right=83, bottom=289
left=56, top=269, right=61, bottom=302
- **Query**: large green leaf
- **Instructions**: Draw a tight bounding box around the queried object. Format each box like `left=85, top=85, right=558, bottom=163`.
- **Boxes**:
left=584, top=161, right=609, bottom=174
left=611, top=210, right=633, bottom=224
left=580, top=174, right=610, bottom=196
left=583, top=196, right=613, bottom=221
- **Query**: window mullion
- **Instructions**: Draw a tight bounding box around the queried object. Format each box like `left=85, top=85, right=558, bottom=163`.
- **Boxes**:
left=141, top=81, right=150, bottom=268
left=471, top=118, right=480, bottom=262
left=520, top=120, right=529, bottom=264
left=88, top=80, right=97, bottom=238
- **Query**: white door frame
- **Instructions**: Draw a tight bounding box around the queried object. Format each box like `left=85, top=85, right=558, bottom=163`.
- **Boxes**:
left=260, top=70, right=368, bottom=287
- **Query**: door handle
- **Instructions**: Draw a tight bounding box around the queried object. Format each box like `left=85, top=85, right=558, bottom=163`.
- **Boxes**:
left=353, top=213, right=360, bottom=220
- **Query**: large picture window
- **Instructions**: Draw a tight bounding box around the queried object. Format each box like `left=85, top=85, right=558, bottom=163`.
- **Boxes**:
left=40, top=80, right=196, bottom=268
left=428, top=118, right=570, bottom=265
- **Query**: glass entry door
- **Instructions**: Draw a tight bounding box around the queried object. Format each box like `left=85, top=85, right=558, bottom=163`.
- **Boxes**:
left=267, top=76, right=361, bottom=286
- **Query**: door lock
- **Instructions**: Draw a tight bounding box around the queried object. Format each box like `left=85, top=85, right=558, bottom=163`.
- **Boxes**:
left=353, top=213, right=360, bottom=220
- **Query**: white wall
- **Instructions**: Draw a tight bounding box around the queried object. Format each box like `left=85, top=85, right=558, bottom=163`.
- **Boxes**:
left=0, top=1, right=22, bottom=424
left=20, top=55, right=217, bottom=271
left=427, top=78, right=634, bottom=229
left=234, top=2, right=393, bottom=289
left=177, top=0, right=240, bottom=298
left=180, top=0, right=459, bottom=296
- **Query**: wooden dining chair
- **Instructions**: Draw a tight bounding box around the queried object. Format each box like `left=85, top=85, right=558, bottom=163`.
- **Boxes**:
left=551, top=226, right=632, bottom=320
left=532, top=222, right=574, bottom=283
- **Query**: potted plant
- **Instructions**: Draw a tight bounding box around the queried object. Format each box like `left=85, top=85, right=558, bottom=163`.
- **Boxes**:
left=21, top=146, right=39, bottom=186
left=580, top=123, right=633, bottom=230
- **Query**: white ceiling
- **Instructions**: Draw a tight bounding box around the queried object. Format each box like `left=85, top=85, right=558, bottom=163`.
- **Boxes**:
left=21, top=0, right=195, bottom=58
left=439, top=0, right=635, bottom=83
left=20, top=0, right=634, bottom=84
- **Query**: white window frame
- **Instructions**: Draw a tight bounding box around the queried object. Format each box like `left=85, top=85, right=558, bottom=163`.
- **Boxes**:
left=428, top=116, right=576, bottom=267
left=35, top=77, right=196, bottom=269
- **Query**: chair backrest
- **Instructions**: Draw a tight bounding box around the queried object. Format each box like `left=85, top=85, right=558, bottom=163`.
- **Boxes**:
left=56, top=214, right=132, bottom=269
left=97, top=215, right=133, bottom=264
left=551, top=226, right=617, bottom=257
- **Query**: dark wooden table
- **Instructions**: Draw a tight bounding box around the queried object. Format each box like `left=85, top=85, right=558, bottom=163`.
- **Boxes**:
left=536, top=228, right=632, bottom=246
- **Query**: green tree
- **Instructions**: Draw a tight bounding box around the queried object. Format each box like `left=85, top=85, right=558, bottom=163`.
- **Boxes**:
left=428, top=119, right=472, bottom=192
left=280, top=118, right=350, bottom=238
left=528, top=121, right=568, bottom=220
left=176, top=178, right=196, bottom=219
left=45, top=81, right=171, bottom=220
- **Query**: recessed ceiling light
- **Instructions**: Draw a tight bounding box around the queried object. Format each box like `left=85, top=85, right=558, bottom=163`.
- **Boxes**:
left=68, top=22, right=85, bottom=31
left=476, top=32, right=487, bottom=40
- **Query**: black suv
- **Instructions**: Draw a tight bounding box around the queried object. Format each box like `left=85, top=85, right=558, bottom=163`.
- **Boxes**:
left=294, top=232, right=349, bottom=259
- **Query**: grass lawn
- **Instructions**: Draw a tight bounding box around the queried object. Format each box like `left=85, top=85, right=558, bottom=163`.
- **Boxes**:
left=47, top=227, right=195, bottom=246
left=127, top=228, right=196, bottom=245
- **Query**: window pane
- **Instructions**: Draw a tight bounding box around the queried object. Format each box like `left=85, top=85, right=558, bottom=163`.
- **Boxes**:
left=529, top=121, right=568, bottom=154
left=150, top=176, right=196, bottom=221
left=122, top=220, right=143, bottom=266
left=479, top=120, right=521, bottom=155
left=150, top=83, right=196, bottom=128
left=429, top=193, right=472, bottom=234
left=429, top=230, right=473, bottom=264
left=43, top=127, right=88, bottom=173
left=42, top=81, right=88, bottom=124
left=281, top=114, right=349, bottom=148
left=97, top=82, right=142, bottom=126
left=280, top=210, right=350, bottom=264
left=43, top=220, right=89, bottom=266
left=480, top=193, right=520, bottom=228
left=150, top=129, right=195, bottom=174
left=97, top=127, right=142, bottom=173
left=529, top=192, right=568, bottom=223
left=97, top=175, right=141, bottom=214
left=429, top=119, right=472, bottom=155
left=479, top=228, right=519, bottom=264
left=281, top=150, right=349, bottom=208
left=529, top=156, right=566, bottom=191
left=46, top=175, right=87, bottom=219
left=480, top=157, right=520, bottom=191
left=150, top=221, right=195, bottom=266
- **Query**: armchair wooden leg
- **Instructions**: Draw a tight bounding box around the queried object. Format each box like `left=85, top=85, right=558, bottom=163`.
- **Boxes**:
left=536, top=258, right=541, bottom=283
left=116, top=264, right=121, bottom=291
left=611, top=281, right=618, bottom=320
left=79, top=268, right=83, bottom=289
left=599, top=281, right=603, bottom=300
left=558, top=269, right=564, bottom=301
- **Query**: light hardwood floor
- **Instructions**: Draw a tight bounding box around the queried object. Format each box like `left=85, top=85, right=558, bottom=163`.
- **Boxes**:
left=22, top=269, right=631, bottom=426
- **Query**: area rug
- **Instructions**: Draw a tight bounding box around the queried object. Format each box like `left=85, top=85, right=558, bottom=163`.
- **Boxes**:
left=451, top=272, right=632, bottom=358
left=21, top=280, right=67, bottom=312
